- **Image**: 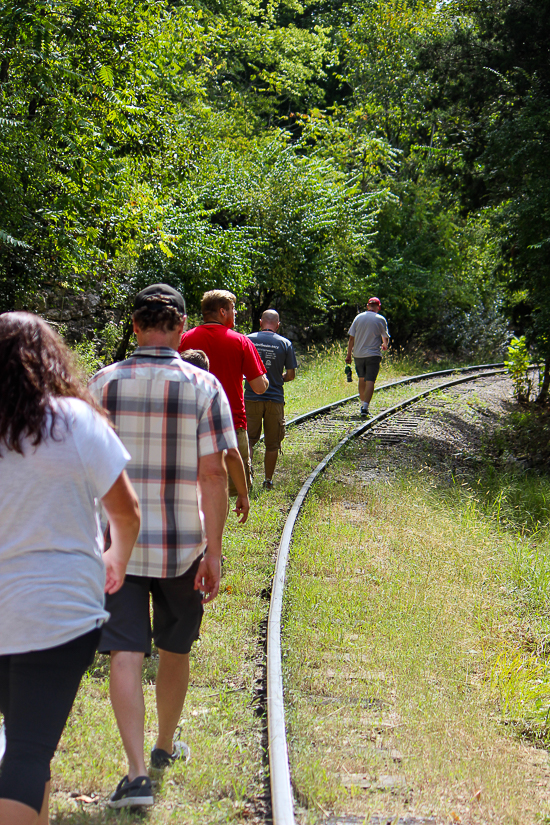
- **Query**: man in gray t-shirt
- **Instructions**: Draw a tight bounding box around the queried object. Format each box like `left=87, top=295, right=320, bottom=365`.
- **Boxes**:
left=244, top=310, right=297, bottom=489
left=345, top=297, right=390, bottom=417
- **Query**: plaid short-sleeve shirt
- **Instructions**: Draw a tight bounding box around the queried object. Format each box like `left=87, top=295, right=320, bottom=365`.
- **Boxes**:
left=88, top=346, right=237, bottom=578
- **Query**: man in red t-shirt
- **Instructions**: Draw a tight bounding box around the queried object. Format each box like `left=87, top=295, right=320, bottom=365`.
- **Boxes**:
left=179, top=290, right=268, bottom=492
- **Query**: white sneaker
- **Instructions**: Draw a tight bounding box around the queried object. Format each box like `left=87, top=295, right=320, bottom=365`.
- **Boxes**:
left=150, top=740, right=190, bottom=771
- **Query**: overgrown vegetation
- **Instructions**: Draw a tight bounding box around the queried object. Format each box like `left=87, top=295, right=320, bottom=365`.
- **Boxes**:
left=5, top=341, right=546, bottom=823
left=3, top=0, right=550, bottom=380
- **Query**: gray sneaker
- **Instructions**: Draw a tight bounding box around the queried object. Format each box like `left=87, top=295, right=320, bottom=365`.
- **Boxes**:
left=150, top=740, right=191, bottom=771
left=108, top=775, right=153, bottom=808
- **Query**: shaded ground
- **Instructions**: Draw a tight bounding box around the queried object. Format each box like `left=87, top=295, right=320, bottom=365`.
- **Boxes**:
left=361, top=374, right=519, bottom=482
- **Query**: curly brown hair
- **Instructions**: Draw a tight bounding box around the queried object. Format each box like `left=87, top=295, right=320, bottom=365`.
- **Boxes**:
left=0, top=312, right=105, bottom=455
left=133, top=295, right=184, bottom=332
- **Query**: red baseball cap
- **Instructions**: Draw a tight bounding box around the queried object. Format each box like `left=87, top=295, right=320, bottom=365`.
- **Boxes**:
left=367, top=296, right=381, bottom=306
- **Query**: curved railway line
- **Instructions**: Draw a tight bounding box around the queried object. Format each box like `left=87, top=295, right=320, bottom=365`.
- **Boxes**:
left=43, top=360, right=531, bottom=822
left=262, top=363, right=512, bottom=825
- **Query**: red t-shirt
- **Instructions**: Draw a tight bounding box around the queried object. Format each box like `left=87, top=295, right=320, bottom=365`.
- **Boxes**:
left=179, top=324, right=266, bottom=429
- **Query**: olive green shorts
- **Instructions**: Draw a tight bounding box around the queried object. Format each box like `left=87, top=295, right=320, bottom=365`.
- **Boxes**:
left=228, top=427, right=252, bottom=497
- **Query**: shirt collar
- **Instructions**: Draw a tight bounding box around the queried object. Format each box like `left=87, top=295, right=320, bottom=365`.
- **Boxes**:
left=132, top=346, right=180, bottom=359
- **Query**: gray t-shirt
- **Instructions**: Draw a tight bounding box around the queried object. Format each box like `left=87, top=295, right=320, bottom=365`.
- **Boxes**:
left=0, top=397, right=130, bottom=655
left=348, top=311, right=390, bottom=357
left=244, top=331, right=298, bottom=404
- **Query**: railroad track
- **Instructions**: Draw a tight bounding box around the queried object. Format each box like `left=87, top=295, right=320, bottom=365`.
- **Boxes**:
left=263, top=363, right=512, bottom=825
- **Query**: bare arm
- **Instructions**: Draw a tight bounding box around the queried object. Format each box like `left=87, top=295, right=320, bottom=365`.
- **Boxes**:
left=101, top=471, right=141, bottom=594
left=283, top=368, right=296, bottom=383
left=381, top=335, right=389, bottom=352
left=248, top=374, right=269, bottom=394
left=224, top=448, right=250, bottom=524
left=195, top=450, right=228, bottom=603
left=345, top=336, right=354, bottom=364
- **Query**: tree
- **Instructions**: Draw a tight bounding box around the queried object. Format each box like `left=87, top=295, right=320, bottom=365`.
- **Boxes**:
left=0, top=0, right=208, bottom=311
left=421, top=0, right=550, bottom=396
left=133, top=137, right=383, bottom=330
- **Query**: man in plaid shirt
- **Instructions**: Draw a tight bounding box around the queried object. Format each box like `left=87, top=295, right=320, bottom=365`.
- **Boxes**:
left=89, top=284, right=238, bottom=809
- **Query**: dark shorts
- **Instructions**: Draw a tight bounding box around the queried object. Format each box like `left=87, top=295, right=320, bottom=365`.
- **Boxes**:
left=354, top=356, right=382, bottom=382
left=0, top=628, right=100, bottom=813
left=98, top=556, right=203, bottom=656
left=245, top=400, right=286, bottom=451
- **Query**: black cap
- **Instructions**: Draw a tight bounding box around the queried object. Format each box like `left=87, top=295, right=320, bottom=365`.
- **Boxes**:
left=134, top=284, right=186, bottom=315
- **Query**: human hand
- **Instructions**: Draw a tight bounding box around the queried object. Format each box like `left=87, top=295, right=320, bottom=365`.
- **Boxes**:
left=381, top=343, right=388, bottom=351
left=194, top=552, right=221, bottom=604
left=103, top=547, right=127, bottom=594
left=345, top=354, right=352, bottom=364
left=233, top=494, right=250, bottom=524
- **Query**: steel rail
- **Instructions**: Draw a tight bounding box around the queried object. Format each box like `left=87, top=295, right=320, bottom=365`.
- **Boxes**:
left=266, top=366, right=507, bottom=825
left=283, top=362, right=506, bottom=431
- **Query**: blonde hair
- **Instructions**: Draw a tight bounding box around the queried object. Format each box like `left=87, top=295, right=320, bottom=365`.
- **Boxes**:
left=201, top=289, right=236, bottom=319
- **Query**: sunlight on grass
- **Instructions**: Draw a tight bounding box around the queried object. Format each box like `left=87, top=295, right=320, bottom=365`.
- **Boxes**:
left=284, top=463, right=550, bottom=825
left=17, top=344, right=521, bottom=824
left=285, top=342, right=482, bottom=418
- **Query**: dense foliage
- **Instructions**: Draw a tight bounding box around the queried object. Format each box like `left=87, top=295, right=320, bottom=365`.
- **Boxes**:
left=1, top=0, right=548, bottom=392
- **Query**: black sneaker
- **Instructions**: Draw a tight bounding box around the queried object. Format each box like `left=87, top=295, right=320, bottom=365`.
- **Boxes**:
left=360, top=407, right=370, bottom=418
left=108, top=775, right=154, bottom=808
left=150, top=740, right=190, bottom=771
left=262, top=479, right=274, bottom=490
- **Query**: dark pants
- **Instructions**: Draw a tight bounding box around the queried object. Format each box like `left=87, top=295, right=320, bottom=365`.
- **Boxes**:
left=0, top=628, right=100, bottom=813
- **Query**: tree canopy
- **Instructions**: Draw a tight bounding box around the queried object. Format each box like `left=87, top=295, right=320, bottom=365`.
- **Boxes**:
left=2, top=0, right=549, bottom=393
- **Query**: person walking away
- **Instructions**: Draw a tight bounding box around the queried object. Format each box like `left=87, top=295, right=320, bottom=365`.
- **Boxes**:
left=180, top=348, right=250, bottom=524
left=345, top=297, right=390, bottom=417
left=244, top=310, right=297, bottom=490
left=0, top=313, right=140, bottom=825
left=89, top=284, right=237, bottom=809
left=179, top=289, right=268, bottom=494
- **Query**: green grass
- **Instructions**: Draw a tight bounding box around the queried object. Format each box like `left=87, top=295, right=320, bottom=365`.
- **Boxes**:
left=49, top=489, right=297, bottom=823
left=283, top=455, right=550, bottom=825
left=4, top=343, right=524, bottom=823
left=284, top=342, right=477, bottom=418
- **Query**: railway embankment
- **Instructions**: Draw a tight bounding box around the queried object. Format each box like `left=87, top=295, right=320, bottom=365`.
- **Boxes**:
left=283, top=374, right=550, bottom=825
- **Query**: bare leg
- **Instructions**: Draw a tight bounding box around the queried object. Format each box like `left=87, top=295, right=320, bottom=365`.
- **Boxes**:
left=264, top=449, right=278, bottom=481
left=155, top=650, right=189, bottom=753
left=364, top=380, right=375, bottom=405
left=358, top=378, right=375, bottom=405
left=0, top=775, right=50, bottom=825
left=36, top=782, right=49, bottom=825
left=109, top=651, right=147, bottom=780
left=0, top=797, right=39, bottom=825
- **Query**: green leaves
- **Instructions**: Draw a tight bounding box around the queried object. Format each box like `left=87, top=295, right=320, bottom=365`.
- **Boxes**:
left=97, top=65, right=114, bottom=87
left=505, top=336, right=533, bottom=403
left=0, top=229, right=30, bottom=248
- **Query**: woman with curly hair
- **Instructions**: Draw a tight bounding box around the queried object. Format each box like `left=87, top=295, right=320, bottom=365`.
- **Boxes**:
left=0, top=313, right=141, bottom=825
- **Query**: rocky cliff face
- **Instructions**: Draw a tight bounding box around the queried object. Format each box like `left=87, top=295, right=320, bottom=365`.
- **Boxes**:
left=18, top=286, right=122, bottom=344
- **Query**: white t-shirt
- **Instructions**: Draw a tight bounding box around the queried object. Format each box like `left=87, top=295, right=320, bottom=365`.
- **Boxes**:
left=0, top=398, right=130, bottom=655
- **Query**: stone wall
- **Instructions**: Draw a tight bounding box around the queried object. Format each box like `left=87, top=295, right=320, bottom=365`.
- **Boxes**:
left=19, top=286, right=123, bottom=344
